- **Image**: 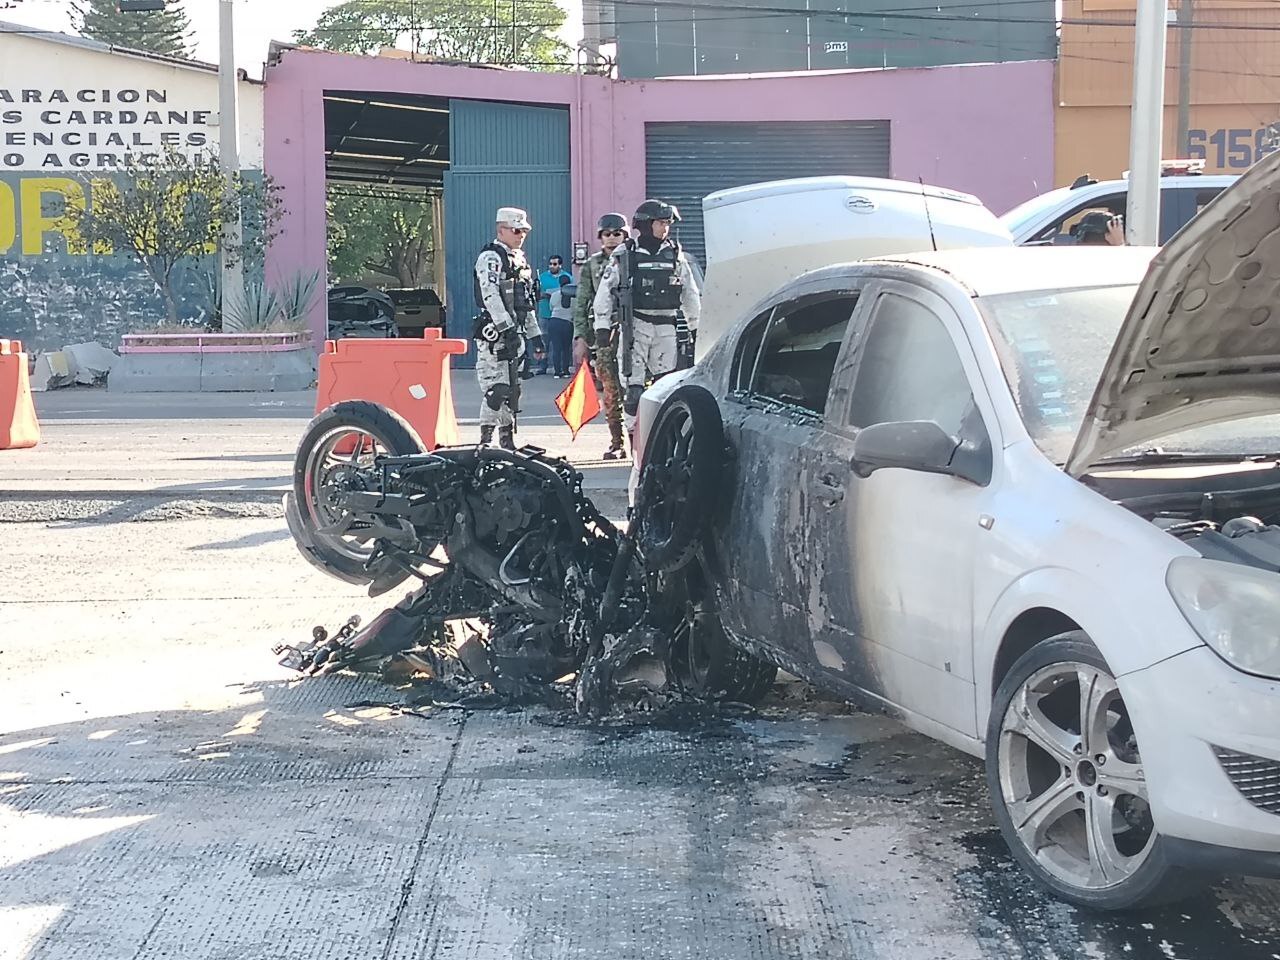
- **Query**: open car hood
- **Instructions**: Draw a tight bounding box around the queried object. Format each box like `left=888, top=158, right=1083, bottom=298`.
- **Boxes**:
left=1066, top=150, right=1280, bottom=476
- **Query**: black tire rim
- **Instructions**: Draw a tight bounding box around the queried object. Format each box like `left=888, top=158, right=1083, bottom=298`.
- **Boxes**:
left=302, top=423, right=394, bottom=564
left=671, top=608, right=715, bottom=692
left=641, top=403, right=696, bottom=552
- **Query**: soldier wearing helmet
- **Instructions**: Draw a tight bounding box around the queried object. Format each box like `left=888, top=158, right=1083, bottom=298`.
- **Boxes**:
left=591, top=199, right=701, bottom=437
left=572, top=211, right=630, bottom=459
left=472, top=206, right=545, bottom=449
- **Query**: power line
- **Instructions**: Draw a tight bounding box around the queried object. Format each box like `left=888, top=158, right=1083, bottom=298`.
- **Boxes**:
left=6, top=2, right=1280, bottom=83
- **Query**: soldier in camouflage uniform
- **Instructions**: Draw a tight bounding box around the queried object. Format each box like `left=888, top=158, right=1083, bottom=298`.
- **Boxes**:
left=473, top=207, right=545, bottom=449
left=572, top=212, right=629, bottom=459
left=592, top=199, right=701, bottom=436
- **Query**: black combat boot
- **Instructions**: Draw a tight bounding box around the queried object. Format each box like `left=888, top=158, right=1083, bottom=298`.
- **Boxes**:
left=479, top=425, right=494, bottom=446
left=603, top=424, right=627, bottom=460
left=498, top=426, right=516, bottom=450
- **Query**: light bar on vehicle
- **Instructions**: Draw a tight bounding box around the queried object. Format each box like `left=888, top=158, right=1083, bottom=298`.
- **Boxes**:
left=1121, top=159, right=1207, bottom=179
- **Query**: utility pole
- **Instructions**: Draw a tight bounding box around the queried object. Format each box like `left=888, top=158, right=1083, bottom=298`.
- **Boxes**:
left=409, top=0, right=419, bottom=61
left=1175, top=0, right=1194, bottom=156
left=1127, top=0, right=1168, bottom=246
left=218, top=0, right=243, bottom=321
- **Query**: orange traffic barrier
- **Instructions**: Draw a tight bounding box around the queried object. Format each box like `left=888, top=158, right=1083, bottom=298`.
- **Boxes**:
left=316, top=329, right=469, bottom=450
left=0, top=340, right=40, bottom=450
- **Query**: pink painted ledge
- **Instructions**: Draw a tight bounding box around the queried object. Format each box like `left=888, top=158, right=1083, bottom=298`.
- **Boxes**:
left=120, top=332, right=314, bottom=354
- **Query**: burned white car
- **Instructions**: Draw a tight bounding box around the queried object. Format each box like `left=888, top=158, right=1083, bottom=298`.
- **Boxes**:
left=282, top=157, right=1280, bottom=911
left=629, top=150, right=1280, bottom=909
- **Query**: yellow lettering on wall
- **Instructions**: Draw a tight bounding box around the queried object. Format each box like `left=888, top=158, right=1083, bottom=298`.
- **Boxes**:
left=20, top=177, right=87, bottom=256
left=88, top=179, right=114, bottom=255
left=0, top=182, right=14, bottom=255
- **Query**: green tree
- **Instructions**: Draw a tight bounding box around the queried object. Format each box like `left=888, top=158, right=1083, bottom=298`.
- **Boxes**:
left=71, top=0, right=194, bottom=58
left=295, top=0, right=569, bottom=67
left=327, top=186, right=436, bottom=288
left=66, top=148, right=282, bottom=328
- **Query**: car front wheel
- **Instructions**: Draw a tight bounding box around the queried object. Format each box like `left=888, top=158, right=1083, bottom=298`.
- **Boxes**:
left=986, top=632, right=1206, bottom=910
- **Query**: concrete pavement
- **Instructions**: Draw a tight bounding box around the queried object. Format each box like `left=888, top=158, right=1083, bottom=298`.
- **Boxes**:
left=4, top=516, right=1279, bottom=959
left=1, top=379, right=629, bottom=518
left=3, top=384, right=1279, bottom=958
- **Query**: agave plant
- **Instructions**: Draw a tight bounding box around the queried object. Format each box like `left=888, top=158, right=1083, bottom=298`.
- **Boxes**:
left=277, top=271, right=321, bottom=324
left=222, top=279, right=282, bottom=333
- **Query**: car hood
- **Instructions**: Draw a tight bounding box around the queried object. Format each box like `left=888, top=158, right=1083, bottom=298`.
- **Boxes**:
left=1065, top=150, right=1280, bottom=476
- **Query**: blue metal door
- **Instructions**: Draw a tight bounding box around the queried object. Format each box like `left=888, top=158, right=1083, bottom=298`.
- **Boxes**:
left=444, top=100, right=571, bottom=365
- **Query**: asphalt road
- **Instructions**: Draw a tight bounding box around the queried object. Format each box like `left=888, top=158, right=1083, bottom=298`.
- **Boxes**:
left=2, top=507, right=1278, bottom=959
left=2, top=381, right=629, bottom=519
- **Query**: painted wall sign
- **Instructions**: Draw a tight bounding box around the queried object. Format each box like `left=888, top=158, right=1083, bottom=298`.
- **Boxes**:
left=0, top=175, right=96, bottom=256
left=1187, top=123, right=1280, bottom=170
left=0, top=87, right=212, bottom=170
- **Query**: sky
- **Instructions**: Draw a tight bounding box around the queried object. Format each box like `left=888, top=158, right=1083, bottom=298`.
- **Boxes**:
left=0, top=0, right=585, bottom=77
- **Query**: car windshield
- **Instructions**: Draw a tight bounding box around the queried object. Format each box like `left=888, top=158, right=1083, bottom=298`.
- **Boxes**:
left=980, top=285, right=1133, bottom=464
left=981, top=285, right=1280, bottom=465
left=998, top=188, right=1074, bottom=239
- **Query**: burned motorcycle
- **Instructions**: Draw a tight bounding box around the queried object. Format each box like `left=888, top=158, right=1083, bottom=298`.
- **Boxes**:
left=276, top=399, right=767, bottom=713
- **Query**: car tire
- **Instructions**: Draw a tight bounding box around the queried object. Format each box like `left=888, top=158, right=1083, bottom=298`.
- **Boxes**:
left=670, top=605, right=777, bottom=704
left=290, top=400, right=425, bottom=586
left=986, top=632, right=1207, bottom=910
left=636, top=384, right=724, bottom=574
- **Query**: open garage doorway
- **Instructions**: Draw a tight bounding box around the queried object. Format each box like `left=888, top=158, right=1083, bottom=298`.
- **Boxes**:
left=323, top=91, right=449, bottom=342
left=322, top=92, right=571, bottom=362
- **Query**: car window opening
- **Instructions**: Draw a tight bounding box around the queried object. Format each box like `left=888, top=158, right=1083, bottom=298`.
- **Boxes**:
left=748, top=294, right=859, bottom=415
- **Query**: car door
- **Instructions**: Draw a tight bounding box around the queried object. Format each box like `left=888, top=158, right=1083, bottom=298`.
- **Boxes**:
left=803, top=281, right=999, bottom=738
left=712, top=286, right=864, bottom=674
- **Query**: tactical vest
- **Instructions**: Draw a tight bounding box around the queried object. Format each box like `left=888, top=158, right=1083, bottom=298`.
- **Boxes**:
left=589, top=251, right=620, bottom=326
left=626, top=241, right=683, bottom=320
left=474, top=242, right=535, bottom=320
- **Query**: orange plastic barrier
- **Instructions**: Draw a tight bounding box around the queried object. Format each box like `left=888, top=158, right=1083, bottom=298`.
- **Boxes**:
left=0, top=340, right=40, bottom=451
left=316, top=329, right=469, bottom=450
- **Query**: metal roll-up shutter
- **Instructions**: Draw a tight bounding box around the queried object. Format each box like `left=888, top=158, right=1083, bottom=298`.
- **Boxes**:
left=645, top=120, right=891, bottom=265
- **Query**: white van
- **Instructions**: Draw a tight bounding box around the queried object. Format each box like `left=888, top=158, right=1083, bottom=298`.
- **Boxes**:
left=694, top=176, right=1013, bottom=357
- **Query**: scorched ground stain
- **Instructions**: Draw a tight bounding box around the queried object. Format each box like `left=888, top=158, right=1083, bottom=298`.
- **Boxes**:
left=957, top=831, right=1280, bottom=960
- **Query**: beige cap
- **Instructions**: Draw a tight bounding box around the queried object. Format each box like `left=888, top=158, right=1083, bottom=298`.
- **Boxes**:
left=496, top=206, right=532, bottom=230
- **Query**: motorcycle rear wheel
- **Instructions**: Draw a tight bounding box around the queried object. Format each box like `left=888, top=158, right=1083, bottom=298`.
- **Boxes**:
left=289, top=400, right=425, bottom=585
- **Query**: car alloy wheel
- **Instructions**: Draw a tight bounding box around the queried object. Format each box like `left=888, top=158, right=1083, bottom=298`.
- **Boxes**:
left=998, top=660, right=1154, bottom=889
left=986, top=633, right=1204, bottom=909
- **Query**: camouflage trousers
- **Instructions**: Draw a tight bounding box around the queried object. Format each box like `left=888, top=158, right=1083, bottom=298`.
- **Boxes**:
left=595, top=340, right=625, bottom=447
left=474, top=339, right=519, bottom=429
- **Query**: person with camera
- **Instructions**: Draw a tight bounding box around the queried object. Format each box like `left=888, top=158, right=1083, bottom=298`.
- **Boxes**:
left=1073, top=209, right=1127, bottom=246
left=473, top=206, right=546, bottom=449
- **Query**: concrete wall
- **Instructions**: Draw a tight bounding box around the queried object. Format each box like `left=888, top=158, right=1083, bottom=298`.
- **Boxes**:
left=263, top=49, right=1054, bottom=341
left=0, top=29, right=265, bottom=350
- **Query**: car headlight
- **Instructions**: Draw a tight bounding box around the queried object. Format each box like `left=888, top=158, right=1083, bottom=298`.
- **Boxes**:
left=1167, top=556, right=1280, bottom=679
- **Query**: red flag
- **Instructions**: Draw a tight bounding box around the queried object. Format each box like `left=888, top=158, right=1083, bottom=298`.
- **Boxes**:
left=555, top=358, right=601, bottom=439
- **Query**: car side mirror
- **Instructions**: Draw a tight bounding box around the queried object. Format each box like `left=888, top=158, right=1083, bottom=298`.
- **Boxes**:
left=851, top=420, right=990, bottom=486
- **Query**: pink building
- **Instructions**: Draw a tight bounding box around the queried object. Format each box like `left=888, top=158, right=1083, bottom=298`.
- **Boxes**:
left=263, top=46, right=1052, bottom=347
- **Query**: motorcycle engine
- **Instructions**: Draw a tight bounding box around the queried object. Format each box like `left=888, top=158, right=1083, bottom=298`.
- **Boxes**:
left=468, top=477, right=546, bottom=547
